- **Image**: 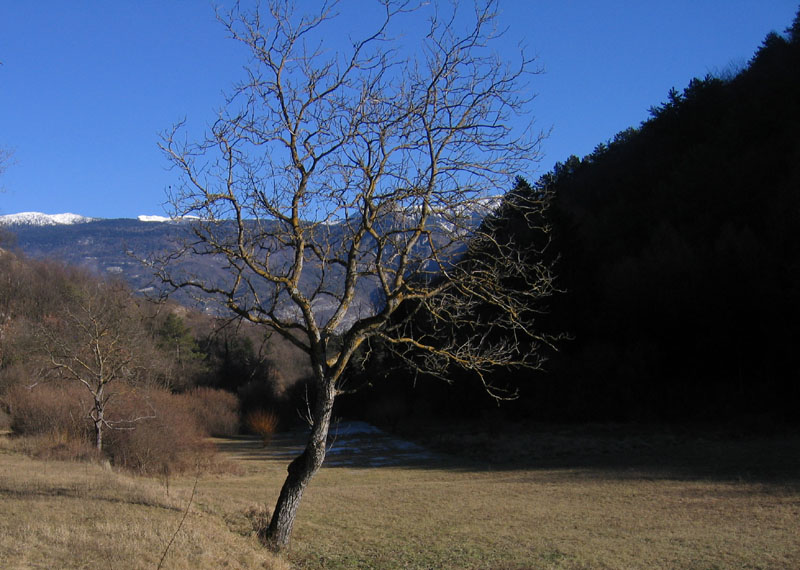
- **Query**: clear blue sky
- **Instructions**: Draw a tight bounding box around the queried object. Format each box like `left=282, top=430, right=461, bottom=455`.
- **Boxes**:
left=1, top=1, right=797, bottom=219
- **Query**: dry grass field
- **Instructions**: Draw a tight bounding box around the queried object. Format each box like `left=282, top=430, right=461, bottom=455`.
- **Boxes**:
left=1, top=422, right=799, bottom=569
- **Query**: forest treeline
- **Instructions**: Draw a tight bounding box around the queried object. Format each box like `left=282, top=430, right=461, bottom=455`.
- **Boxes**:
left=340, top=13, right=800, bottom=426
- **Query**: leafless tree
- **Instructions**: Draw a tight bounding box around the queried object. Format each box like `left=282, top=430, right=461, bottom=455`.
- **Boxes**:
left=38, top=280, right=154, bottom=451
left=159, top=0, right=555, bottom=551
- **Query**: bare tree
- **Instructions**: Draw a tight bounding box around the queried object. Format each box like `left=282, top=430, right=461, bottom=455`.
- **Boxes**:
left=160, top=0, right=555, bottom=551
left=38, top=279, right=153, bottom=451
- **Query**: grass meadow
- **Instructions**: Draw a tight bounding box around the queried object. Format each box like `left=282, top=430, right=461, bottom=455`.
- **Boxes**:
left=1, top=422, right=799, bottom=569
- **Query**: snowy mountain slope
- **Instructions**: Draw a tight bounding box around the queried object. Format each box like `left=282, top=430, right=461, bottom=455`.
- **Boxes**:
left=0, top=212, right=96, bottom=226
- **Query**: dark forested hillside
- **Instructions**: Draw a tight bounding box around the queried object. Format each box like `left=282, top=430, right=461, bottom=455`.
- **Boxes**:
left=538, top=19, right=800, bottom=422
left=343, top=13, right=800, bottom=425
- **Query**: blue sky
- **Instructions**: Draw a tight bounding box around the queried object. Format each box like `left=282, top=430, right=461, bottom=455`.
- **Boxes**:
left=0, top=1, right=797, bottom=219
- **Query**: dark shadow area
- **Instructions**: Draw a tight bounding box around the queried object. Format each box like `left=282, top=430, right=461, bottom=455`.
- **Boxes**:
left=384, top=420, right=800, bottom=486
left=214, top=420, right=800, bottom=487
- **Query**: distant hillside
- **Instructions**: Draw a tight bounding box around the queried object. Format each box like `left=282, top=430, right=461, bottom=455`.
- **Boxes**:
left=3, top=217, right=188, bottom=297
left=1, top=217, right=373, bottom=325
left=1, top=207, right=491, bottom=327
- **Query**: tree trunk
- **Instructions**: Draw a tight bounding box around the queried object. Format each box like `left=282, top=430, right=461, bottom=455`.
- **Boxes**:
left=265, top=377, right=335, bottom=552
left=94, top=418, right=103, bottom=452
left=94, top=402, right=104, bottom=452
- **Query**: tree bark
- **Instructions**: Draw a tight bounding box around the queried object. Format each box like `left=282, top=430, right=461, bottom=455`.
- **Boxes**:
left=93, top=394, right=104, bottom=452
left=265, top=377, right=335, bottom=552
left=94, top=418, right=103, bottom=452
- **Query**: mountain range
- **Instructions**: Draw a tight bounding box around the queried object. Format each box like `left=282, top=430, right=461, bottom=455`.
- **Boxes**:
left=0, top=208, right=494, bottom=326
left=0, top=213, right=193, bottom=301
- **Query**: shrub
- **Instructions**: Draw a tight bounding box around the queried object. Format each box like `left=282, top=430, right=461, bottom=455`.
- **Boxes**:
left=245, top=409, right=280, bottom=445
left=2, top=378, right=102, bottom=461
left=104, top=386, right=212, bottom=475
left=4, top=381, right=90, bottom=440
left=3, top=378, right=225, bottom=476
left=181, top=386, right=240, bottom=436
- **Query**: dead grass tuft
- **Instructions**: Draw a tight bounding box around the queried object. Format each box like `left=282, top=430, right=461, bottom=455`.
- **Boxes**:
left=244, top=503, right=273, bottom=543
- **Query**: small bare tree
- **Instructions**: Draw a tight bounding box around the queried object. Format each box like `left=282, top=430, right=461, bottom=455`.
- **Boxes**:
left=160, top=0, right=555, bottom=551
left=38, top=280, right=153, bottom=452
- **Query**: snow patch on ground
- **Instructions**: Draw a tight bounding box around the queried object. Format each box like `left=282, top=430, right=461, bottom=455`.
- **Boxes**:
left=322, top=420, right=436, bottom=467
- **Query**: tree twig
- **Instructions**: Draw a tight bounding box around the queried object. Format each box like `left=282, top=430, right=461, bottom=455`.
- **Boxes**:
left=157, top=475, right=198, bottom=570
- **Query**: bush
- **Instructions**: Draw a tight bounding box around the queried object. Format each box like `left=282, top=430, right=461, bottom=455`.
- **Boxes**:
left=181, top=386, right=240, bottom=436
left=4, top=381, right=90, bottom=440
left=245, top=409, right=280, bottom=445
left=104, top=386, right=212, bottom=475
left=2, top=378, right=101, bottom=462
left=3, top=378, right=227, bottom=476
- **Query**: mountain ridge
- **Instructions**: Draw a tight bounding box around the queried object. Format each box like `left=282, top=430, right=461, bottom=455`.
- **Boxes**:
left=1, top=206, right=491, bottom=327
left=0, top=212, right=98, bottom=226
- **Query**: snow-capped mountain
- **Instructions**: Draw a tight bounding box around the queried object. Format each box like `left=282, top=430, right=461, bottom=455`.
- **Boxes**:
left=1, top=198, right=505, bottom=323
left=0, top=212, right=96, bottom=226
left=137, top=215, right=172, bottom=222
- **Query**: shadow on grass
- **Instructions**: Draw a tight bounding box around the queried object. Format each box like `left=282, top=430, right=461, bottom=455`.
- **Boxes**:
left=213, top=433, right=306, bottom=463
left=389, top=421, right=800, bottom=486
left=213, top=421, right=800, bottom=487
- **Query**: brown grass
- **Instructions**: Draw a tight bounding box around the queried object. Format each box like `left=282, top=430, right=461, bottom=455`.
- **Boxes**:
left=0, top=439, right=288, bottom=569
left=208, top=426, right=800, bottom=570
left=0, top=409, right=10, bottom=433
left=244, top=503, right=273, bottom=544
left=1, top=424, right=799, bottom=569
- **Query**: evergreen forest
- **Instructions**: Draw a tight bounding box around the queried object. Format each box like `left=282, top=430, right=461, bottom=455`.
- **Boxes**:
left=341, top=13, right=800, bottom=427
